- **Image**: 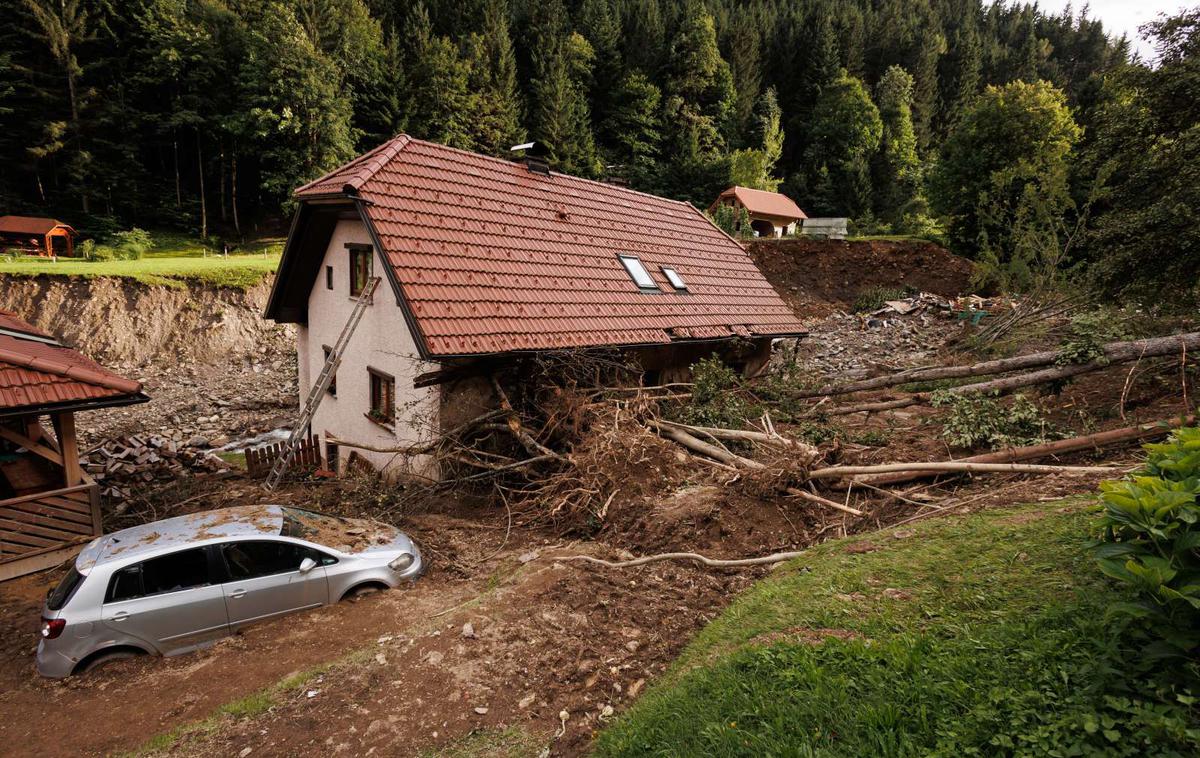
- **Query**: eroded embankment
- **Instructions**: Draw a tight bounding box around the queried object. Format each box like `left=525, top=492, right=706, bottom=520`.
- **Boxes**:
left=0, top=274, right=293, bottom=365
left=747, top=238, right=975, bottom=317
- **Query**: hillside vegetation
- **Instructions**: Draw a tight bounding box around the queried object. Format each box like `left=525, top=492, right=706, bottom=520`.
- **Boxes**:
left=6, top=1, right=1197, bottom=305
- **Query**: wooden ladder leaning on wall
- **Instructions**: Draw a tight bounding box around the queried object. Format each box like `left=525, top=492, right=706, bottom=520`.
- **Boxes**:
left=263, top=276, right=380, bottom=491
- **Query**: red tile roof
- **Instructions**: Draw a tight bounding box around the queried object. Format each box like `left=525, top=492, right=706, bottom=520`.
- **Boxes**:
left=0, top=216, right=75, bottom=236
left=292, top=136, right=806, bottom=357
left=712, top=187, right=807, bottom=221
left=0, top=310, right=143, bottom=411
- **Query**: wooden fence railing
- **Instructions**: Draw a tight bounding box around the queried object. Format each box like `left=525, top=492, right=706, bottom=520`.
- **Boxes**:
left=0, top=482, right=99, bottom=565
left=245, top=436, right=321, bottom=478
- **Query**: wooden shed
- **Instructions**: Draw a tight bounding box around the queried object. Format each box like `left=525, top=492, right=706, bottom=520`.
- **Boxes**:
left=0, top=216, right=77, bottom=257
left=0, top=310, right=148, bottom=580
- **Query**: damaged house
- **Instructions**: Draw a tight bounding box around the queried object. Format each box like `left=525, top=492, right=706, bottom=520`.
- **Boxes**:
left=265, top=136, right=805, bottom=477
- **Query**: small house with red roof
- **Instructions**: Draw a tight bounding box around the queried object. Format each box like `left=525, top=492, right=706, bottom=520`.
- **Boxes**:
left=266, top=136, right=805, bottom=476
left=0, top=310, right=147, bottom=580
left=0, top=216, right=77, bottom=257
left=709, top=186, right=807, bottom=238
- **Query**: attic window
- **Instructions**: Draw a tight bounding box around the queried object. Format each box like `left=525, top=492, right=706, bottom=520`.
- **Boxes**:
left=618, top=255, right=658, bottom=291
left=661, top=267, right=688, bottom=291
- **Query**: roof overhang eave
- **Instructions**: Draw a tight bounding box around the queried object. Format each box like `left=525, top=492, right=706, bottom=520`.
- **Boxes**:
left=421, top=330, right=808, bottom=362
left=0, top=391, right=151, bottom=420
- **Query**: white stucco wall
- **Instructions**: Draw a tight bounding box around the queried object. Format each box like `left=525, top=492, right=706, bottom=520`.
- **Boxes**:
left=297, top=219, right=437, bottom=478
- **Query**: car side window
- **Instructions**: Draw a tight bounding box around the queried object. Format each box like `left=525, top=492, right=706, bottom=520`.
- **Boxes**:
left=222, top=541, right=317, bottom=581
left=141, top=548, right=213, bottom=596
left=106, top=565, right=144, bottom=603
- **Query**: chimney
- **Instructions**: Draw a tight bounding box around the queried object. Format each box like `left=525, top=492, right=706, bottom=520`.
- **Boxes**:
left=602, top=164, right=629, bottom=187
left=510, top=141, right=550, bottom=175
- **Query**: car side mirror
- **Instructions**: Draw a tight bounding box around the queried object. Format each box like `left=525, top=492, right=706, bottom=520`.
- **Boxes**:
left=298, top=557, right=317, bottom=574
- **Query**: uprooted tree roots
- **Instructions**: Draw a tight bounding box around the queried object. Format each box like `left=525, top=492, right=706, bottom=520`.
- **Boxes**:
left=322, top=343, right=1185, bottom=536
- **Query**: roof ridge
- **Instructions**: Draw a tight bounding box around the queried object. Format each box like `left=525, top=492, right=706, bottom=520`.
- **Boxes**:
left=398, top=135, right=700, bottom=210
left=0, top=344, right=141, bottom=395
left=293, top=134, right=412, bottom=196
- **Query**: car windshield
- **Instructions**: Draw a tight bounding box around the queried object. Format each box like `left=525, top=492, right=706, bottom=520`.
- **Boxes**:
left=280, top=507, right=395, bottom=552
left=46, top=566, right=85, bottom=611
left=280, top=507, right=346, bottom=540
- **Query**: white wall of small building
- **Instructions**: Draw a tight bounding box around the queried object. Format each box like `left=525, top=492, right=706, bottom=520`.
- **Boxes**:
left=297, top=219, right=438, bottom=478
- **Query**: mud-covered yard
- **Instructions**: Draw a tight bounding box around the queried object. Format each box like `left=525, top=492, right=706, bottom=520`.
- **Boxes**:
left=0, top=460, right=1125, bottom=758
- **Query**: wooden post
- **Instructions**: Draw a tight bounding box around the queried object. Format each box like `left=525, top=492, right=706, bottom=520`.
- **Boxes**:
left=51, top=412, right=84, bottom=487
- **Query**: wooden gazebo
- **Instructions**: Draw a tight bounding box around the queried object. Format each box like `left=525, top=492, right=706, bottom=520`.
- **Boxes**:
left=0, top=216, right=77, bottom=257
left=0, top=310, right=147, bottom=580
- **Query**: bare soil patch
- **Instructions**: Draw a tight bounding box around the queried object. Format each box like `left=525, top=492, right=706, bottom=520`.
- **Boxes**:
left=747, top=238, right=976, bottom=318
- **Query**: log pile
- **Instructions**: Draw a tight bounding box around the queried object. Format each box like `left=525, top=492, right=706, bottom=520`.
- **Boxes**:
left=85, top=434, right=230, bottom=501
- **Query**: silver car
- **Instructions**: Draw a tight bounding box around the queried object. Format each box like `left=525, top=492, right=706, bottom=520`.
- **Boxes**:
left=36, top=505, right=423, bottom=678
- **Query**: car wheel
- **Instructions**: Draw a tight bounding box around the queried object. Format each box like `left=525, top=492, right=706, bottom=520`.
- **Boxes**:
left=343, top=583, right=387, bottom=602
left=78, top=649, right=142, bottom=674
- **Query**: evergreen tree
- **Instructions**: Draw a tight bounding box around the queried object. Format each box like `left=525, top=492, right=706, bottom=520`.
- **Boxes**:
left=237, top=1, right=356, bottom=205
left=659, top=0, right=735, bottom=201
left=622, top=0, right=665, bottom=77
left=462, top=0, right=523, bottom=155
left=729, top=86, right=783, bottom=191
left=726, top=13, right=762, bottom=145
left=528, top=0, right=600, bottom=176
left=804, top=69, right=882, bottom=217
left=939, top=15, right=982, bottom=136
left=402, top=3, right=476, bottom=150
left=19, top=0, right=106, bottom=213
left=873, top=65, right=921, bottom=222
left=578, top=0, right=622, bottom=150
left=599, top=71, right=661, bottom=189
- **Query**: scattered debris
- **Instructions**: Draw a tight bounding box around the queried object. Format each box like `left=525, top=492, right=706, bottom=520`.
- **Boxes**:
left=85, top=433, right=230, bottom=502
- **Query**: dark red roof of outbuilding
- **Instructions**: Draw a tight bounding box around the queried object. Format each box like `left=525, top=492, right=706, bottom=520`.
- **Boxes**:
left=291, top=135, right=806, bottom=357
left=0, top=215, right=75, bottom=236
left=0, top=310, right=143, bottom=411
left=711, top=187, right=807, bottom=221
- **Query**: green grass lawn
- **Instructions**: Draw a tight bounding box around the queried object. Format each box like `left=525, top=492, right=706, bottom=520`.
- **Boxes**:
left=0, top=231, right=283, bottom=288
left=595, top=500, right=1200, bottom=757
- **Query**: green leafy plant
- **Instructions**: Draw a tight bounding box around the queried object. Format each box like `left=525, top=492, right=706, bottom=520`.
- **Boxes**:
left=931, top=390, right=1058, bottom=449
left=1057, top=310, right=1131, bottom=366
left=852, top=284, right=914, bottom=313
left=110, top=227, right=154, bottom=260
left=677, top=356, right=758, bottom=428
left=1094, top=426, right=1200, bottom=660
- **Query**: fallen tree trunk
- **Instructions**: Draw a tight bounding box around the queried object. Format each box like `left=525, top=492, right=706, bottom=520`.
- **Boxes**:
left=653, top=423, right=766, bottom=469
left=656, top=419, right=819, bottom=456
left=825, top=364, right=1104, bottom=415
left=827, top=338, right=1194, bottom=416
left=805, top=331, right=1200, bottom=400
left=808, top=460, right=1119, bottom=479
left=858, top=415, right=1195, bottom=487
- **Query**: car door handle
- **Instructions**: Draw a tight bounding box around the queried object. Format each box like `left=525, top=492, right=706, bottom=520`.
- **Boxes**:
left=110, top=611, right=129, bottom=622
left=229, top=589, right=247, bottom=599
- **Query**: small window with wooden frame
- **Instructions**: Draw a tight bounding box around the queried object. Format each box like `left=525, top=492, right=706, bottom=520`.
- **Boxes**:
left=367, top=368, right=395, bottom=426
left=322, top=346, right=336, bottom=396
left=348, top=245, right=372, bottom=297
left=325, top=265, right=334, bottom=290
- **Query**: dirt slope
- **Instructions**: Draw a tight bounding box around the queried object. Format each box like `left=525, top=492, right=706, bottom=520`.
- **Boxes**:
left=0, top=275, right=292, bottom=366
left=747, top=238, right=975, bottom=317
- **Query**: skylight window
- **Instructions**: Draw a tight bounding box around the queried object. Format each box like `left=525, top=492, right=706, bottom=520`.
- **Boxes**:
left=618, top=255, right=659, bottom=291
left=661, top=267, right=688, bottom=291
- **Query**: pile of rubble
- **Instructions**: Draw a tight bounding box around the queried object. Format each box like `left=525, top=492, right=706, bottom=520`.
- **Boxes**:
left=785, top=293, right=972, bottom=380
left=85, top=434, right=230, bottom=501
